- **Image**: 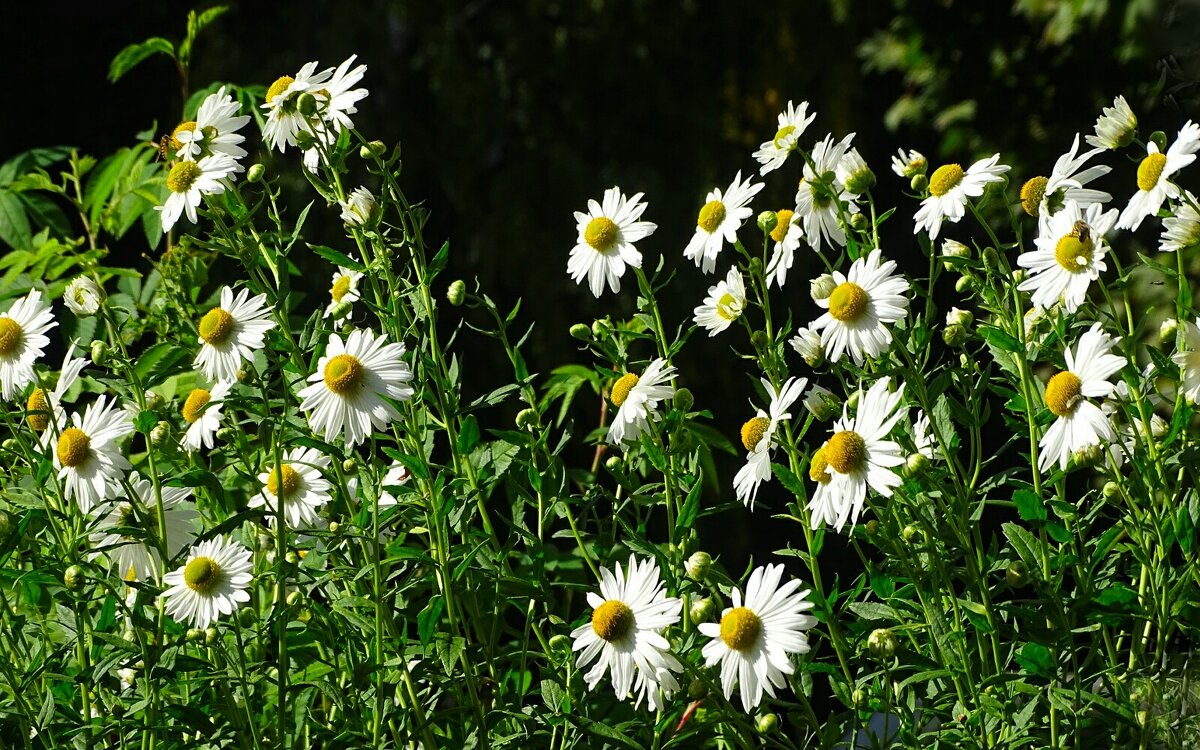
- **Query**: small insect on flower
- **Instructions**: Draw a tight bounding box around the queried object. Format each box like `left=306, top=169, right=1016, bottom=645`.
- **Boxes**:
left=160, top=536, right=253, bottom=630
left=1037, top=323, right=1125, bottom=472
left=568, top=187, right=656, bottom=298
left=0, top=289, right=57, bottom=402
left=1017, top=200, right=1118, bottom=313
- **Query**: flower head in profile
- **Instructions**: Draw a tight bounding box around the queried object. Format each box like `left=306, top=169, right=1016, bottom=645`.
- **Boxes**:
left=913, top=155, right=1010, bottom=239
left=568, top=187, right=656, bottom=298
left=64, top=277, right=104, bottom=317
left=1160, top=192, right=1200, bottom=253
left=734, top=377, right=808, bottom=508
left=794, top=133, right=859, bottom=252
left=836, top=147, right=876, bottom=196
left=1019, top=134, right=1111, bottom=218
left=606, top=359, right=676, bottom=446
left=684, top=171, right=763, bottom=274
left=1172, top=318, right=1200, bottom=403
left=340, top=187, right=377, bottom=227
left=0, top=289, right=57, bottom=401
left=807, top=378, right=906, bottom=531
left=752, top=100, right=815, bottom=174
left=26, top=341, right=87, bottom=447
left=172, top=86, right=251, bottom=162
left=912, top=411, right=937, bottom=460
left=790, top=324, right=824, bottom=367
left=693, top=267, right=746, bottom=336
left=698, top=564, right=816, bottom=712
left=1017, top=200, right=1118, bottom=313
left=810, top=249, right=910, bottom=366
left=1086, top=95, right=1137, bottom=150
left=262, top=60, right=336, bottom=152
left=251, top=447, right=333, bottom=528
left=298, top=329, right=414, bottom=447
left=323, top=266, right=364, bottom=318
left=1038, top=324, right=1124, bottom=472
left=180, top=381, right=232, bottom=452
left=571, top=555, right=684, bottom=712
left=765, top=209, right=804, bottom=288
left=161, top=536, right=253, bottom=630
left=54, top=396, right=135, bottom=514
left=90, top=474, right=198, bottom=582
left=194, top=286, right=276, bottom=383
left=891, top=148, right=926, bottom=178
left=158, top=153, right=241, bottom=232
left=1117, top=121, right=1200, bottom=231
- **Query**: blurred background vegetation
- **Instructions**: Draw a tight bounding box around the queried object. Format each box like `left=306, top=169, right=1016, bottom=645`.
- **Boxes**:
left=2, top=0, right=1198, bottom=559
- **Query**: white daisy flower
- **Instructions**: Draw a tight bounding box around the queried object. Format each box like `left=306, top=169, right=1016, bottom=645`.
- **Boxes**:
left=1086, top=95, right=1137, bottom=150
left=807, top=378, right=906, bottom=531
left=765, top=209, right=804, bottom=288
left=194, top=286, right=276, bottom=383
left=251, top=447, right=333, bottom=528
left=1037, top=323, right=1124, bottom=472
left=54, top=396, right=135, bottom=514
left=733, top=377, right=808, bottom=508
left=752, top=100, right=816, bottom=174
left=794, top=133, right=859, bottom=252
left=160, top=536, right=253, bottom=630
left=172, top=86, right=251, bottom=162
left=891, top=148, right=926, bottom=178
left=26, top=341, right=87, bottom=447
left=158, top=153, right=241, bottom=232
left=1019, top=134, right=1111, bottom=218
left=1116, top=121, right=1200, bottom=231
left=568, top=187, right=656, bottom=298
left=684, top=171, right=764, bottom=274
left=298, top=329, right=414, bottom=447
left=318, top=54, right=369, bottom=133
left=810, top=249, right=910, bottom=366
left=262, top=60, right=335, bottom=153
left=180, top=381, right=232, bottom=452
left=606, top=358, right=676, bottom=445
left=1017, top=200, right=1119, bottom=313
left=571, top=555, right=684, bottom=711
left=1173, top=318, right=1200, bottom=403
left=339, top=187, right=377, bottom=226
left=64, top=277, right=103, bottom=316
left=323, top=267, right=364, bottom=318
left=693, top=267, right=746, bottom=336
left=90, top=474, right=198, bottom=582
left=698, top=563, right=816, bottom=712
left=1159, top=191, right=1200, bottom=253
left=789, top=324, right=824, bottom=367
left=913, top=155, right=1010, bottom=239
left=0, top=289, right=56, bottom=401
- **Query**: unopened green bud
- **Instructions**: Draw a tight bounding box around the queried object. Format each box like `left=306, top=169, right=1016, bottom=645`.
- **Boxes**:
left=591, top=318, right=611, bottom=339
left=569, top=323, right=591, bottom=341
left=215, top=427, right=238, bottom=443
left=328, top=521, right=340, bottom=534
left=64, top=565, right=85, bottom=591
left=143, top=390, right=163, bottom=411
left=1, top=438, right=14, bottom=451
left=942, top=324, right=967, bottom=347
left=901, top=524, right=919, bottom=543
left=515, top=408, right=538, bottom=430
left=865, top=519, right=879, bottom=536
left=750, top=331, right=768, bottom=350
left=1006, top=560, right=1031, bottom=588
left=810, top=273, right=837, bottom=302
left=847, top=389, right=861, bottom=411
left=247, top=164, right=266, bottom=183
left=604, top=454, right=622, bottom=471
left=286, top=590, right=301, bottom=608
left=360, top=140, right=388, bottom=160
left=868, top=628, right=898, bottom=660
left=945, top=307, right=974, bottom=328
left=284, top=551, right=299, bottom=564
left=297, top=92, right=318, bottom=115
left=903, top=452, right=929, bottom=477
left=686, top=551, right=712, bottom=581
left=674, top=387, right=694, bottom=413
left=446, top=280, right=466, bottom=307
left=757, top=210, right=779, bottom=234
left=689, top=596, right=715, bottom=623
left=955, top=275, right=974, bottom=294
left=1102, top=481, right=1120, bottom=500
left=548, top=634, right=572, bottom=655
left=0, top=510, right=10, bottom=537
left=1150, top=130, right=1168, bottom=153
left=748, top=257, right=763, bottom=276
left=342, top=458, right=357, bottom=474
left=941, top=239, right=971, bottom=266
left=756, top=713, right=780, bottom=734
left=90, top=340, right=109, bottom=365
left=982, top=246, right=1001, bottom=271
left=850, top=212, right=870, bottom=232
left=150, top=421, right=171, bottom=446
left=328, top=300, right=353, bottom=320
left=910, top=173, right=929, bottom=193
left=238, top=607, right=256, bottom=626
left=852, top=688, right=869, bottom=710
left=1012, top=269, right=1027, bottom=284
left=1072, top=443, right=1103, bottom=468
left=186, top=627, right=205, bottom=642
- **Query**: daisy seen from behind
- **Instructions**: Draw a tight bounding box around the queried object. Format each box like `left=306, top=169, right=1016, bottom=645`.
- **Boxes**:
left=54, top=396, right=135, bottom=514
left=571, top=555, right=684, bottom=712
left=1017, top=200, right=1118, bottom=313
left=606, top=358, right=676, bottom=446
left=913, top=154, right=1010, bottom=239
left=1018, top=133, right=1111, bottom=218
left=0, top=289, right=56, bottom=401
left=194, top=286, right=276, bottom=383
left=180, top=381, right=232, bottom=452
left=1159, top=191, right=1200, bottom=254
left=1038, top=323, right=1124, bottom=472
left=297, top=328, right=414, bottom=447
left=809, top=248, right=910, bottom=366
left=1086, top=95, right=1137, bottom=150
left=807, top=378, right=906, bottom=532
left=733, top=376, right=808, bottom=508
left=250, top=447, right=333, bottom=528
left=794, top=133, right=859, bottom=252
left=684, top=171, right=763, bottom=274
left=752, top=100, right=815, bottom=174
left=693, top=267, right=746, bottom=336
left=171, top=85, right=251, bottom=162
left=158, top=153, right=241, bottom=232
left=90, top=475, right=198, bottom=582
left=698, top=563, right=816, bottom=712
left=568, top=187, right=656, bottom=298
left=340, top=187, right=377, bottom=227
left=1117, top=121, right=1200, bottom=231
left=160, top=536, right=253, bottom=630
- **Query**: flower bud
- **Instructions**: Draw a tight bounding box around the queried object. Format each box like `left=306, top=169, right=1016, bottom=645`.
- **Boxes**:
left=982, top=246, right=1001, bottom=271
left=65, top=277, right=104, bottom=316
left=238, top=607, right=257, bottom=626
left=1006, top=560, right=1031, bottom=588
left=847, top=389, right=861, bottom=411
left=186, top=627, right=205, bottom=642
left=750, top=330, right=768, bottom=350
left=689, top=596, right=715, bottom=623
left=955, top=275, right=974, bottom=294
left=515, top=408, right=538, bottom=430
left=64, top=565, right=85, bottom=591
left=604, top=454, right=622, bottom=471
left=686, top=551, right=712, bottom=581
left=286, top=590, right=302, bottom=608
left=1150, top=414, right=1168, bottom=438
left=1160, top=317, right=1178, bottom=341
left=143, top=390, right=163, bottom=411
left=328, top=300, right=353, bottom=320
left=849, top=211, right=871, bottom=233
left=910, top=174, right=929, bottom=193
left=360, top=140, right=388, bottom=160
left=942, top=324, right=967, bottom=347
left=215, top=427, right=238, bottom=443
left=901, top=524, right=919, bottom=543
left=1012, top=269, right=1027, bottom=284
left=0, top=439, right=14, bottom=451
left=150, top=421, right=171, bottom=446
left=247, top=163, right=266, bottom=183
left=810, top=274, right=836, bottom=302
left=340, top=458, right=357, bottom=474
left=946, top=307, right=974, bottom=328
left=446, top=280, right=466, bottom=307
left=548, top=634, right=572, bottom=655
left=1071, top=443, right=1103, bottom=468
left=90, top=340, right=109, bottom=365
left=756, top=713, right=780, bottom=734
left=868, top=628, right=898, bottom=660
left=674, top=387, right=694, bottom=413
left=569, top=323, right=591, bottom=341
left=851, top=688, right=869, bottom=710
left=865, top=519, right=879, bottom=536
left=1102, top=481, right=1120, bottom=499
left=903, top=452, right=929, bottom=477
left=790, top=326, right=824, bottom=367
left=803, top=384, right=839, bottom=421
left=941, top=239, right=971, bottom=269
left=591, top=318, right=611, bottom=339
left=285, top=551, right=299, bottom=564
left=328, top=521, right=340, bottom=534
left=747, top=257, right=762, bottom=277
left=297, top=92, right=318, bottom=115
left=756, top=210, right=778, bottom=234
left=0, top=510, right=10, bottom=538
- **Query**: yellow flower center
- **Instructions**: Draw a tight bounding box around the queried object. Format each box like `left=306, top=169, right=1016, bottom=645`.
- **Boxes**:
left=828, top=282, right=869, bottom=322
left=56, top=427, right=91, bottom=468
left=198, top=307, right=235, bottom=345
left=331, top=275, right=353, bottom=303
left=183, top=556, right=222, bottom=593
left=267, top=464, right=302, bottom=498
left=166, top=160, right=202, bottom=194
left=772, top=124, right=796, bottom=148
left=1020, top=176, right=1048, bottom=217
left=584, top=216, right=619, bottom=252
left=825, top=430, right=867, bottom=474
left=809, top=445, right=832, bottom=484
left=1054, top=225, right=1095, bottom=272
left=610, top=373, right=639, bottom=407
left=0, top=317, right=23, bottom=355
left=323, top=353, right=364, bottom=395
left=267, top=75, right=295, bottom=103
left=697, top=200, right=727, bottom=233
left=170, top=121, right=197, bottom=151
left=591, top=599, right=634, bottom=642
left=26, top=388, right=49, bottom=432
left=740, top=416, right=771, bottom=452
left=770, top=209, right=795, bottom=243
left=1044, top=371, right=1083, bottom=417
left=182, top=388, right=212, bottom=424
left=720, top=606, right=763, bottom=651
left=929, top=164, right=964, bottom=197
left=716, top=292, right=740, bottom=321
left=1137, top=152, right=1167, bottom=192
